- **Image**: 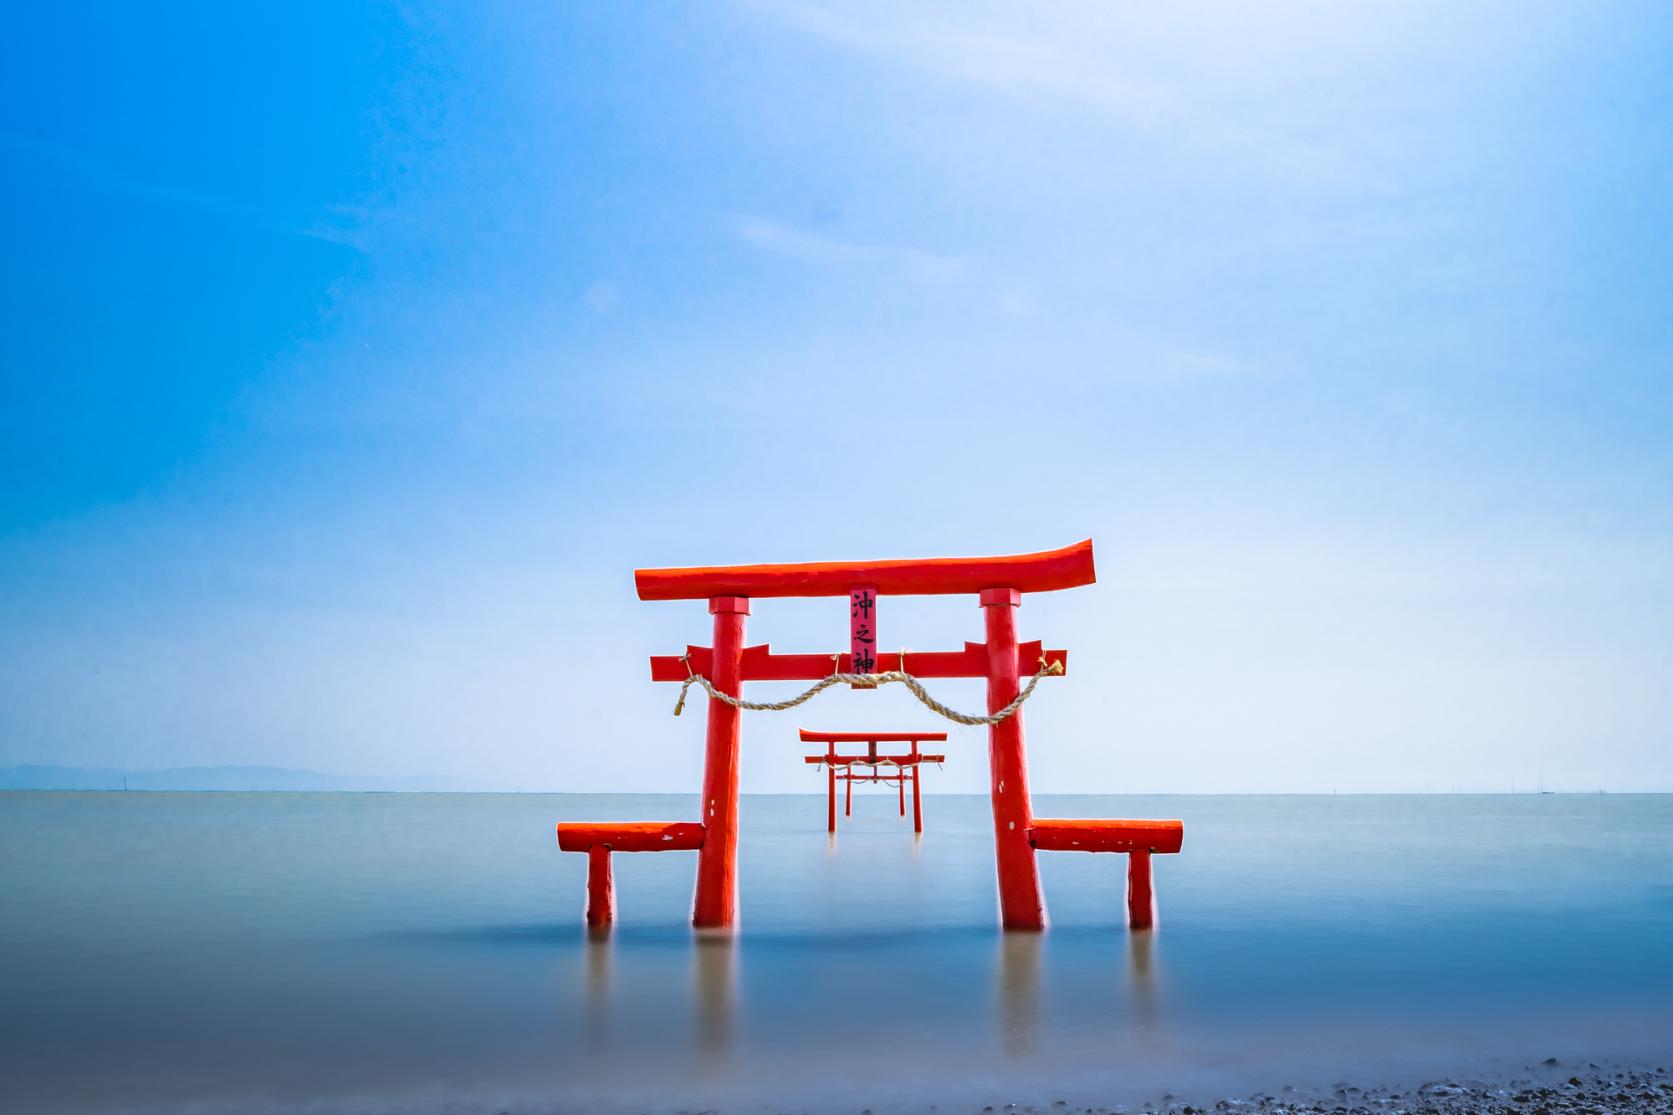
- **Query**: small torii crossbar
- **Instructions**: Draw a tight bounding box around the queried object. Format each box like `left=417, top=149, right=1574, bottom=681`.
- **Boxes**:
left=554, top=539, right=1185, bottom=933
left=801, top=728, right=946, bottom=833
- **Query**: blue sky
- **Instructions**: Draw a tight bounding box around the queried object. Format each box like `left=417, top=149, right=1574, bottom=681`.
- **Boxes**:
left=2, top=2, right=1670, bottom=792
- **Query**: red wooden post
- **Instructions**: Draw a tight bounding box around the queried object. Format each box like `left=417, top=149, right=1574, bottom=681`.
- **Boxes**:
left=586, top=845, right=615, bottom=929
left=1128, top=850, right=1155, bottom=929
left=898, top=769, right=906, bottom=815
left=826, top=744, right=837, bottom=833
left=845, top=771, right=852, bottom=816
left=693, top=596, right=748, bottom=929
left=983, top=587, right=1046, bottom=930
left=911, top=744, right=923, bottom=833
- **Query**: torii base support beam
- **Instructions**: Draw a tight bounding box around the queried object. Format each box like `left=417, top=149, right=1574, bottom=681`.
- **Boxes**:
left=1030, top=819, right=1183, bottom=930
left=557, top=822, right=707, bottom=932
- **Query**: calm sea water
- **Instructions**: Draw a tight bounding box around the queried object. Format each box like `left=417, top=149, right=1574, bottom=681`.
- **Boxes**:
left=2, top=792, right=1671, bottom=1113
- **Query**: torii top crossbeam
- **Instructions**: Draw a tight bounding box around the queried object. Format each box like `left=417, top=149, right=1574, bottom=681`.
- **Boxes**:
left=634, top=538, right=1096, bottom=600
left=799, top=729, right=950, bottom=743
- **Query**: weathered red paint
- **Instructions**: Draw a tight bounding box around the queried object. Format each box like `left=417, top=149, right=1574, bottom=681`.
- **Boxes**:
left=983, top=587, right=1046, bottom=930
left=1029, top=819, right=1184, bottom=854
left=634, top=540, right=1096, bottom=601
left=586, top=845, right=615, bottom=928
left=1028, top=819, right=1180, bottom=928
left=557, top=821, right=706, bottom=852
left=1128, top=850, right=1155, bottom=929
left=692, top=596, right=747, bottom=929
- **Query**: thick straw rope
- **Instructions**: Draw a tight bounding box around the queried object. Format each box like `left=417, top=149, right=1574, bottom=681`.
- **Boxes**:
left=672, top=656, right=1064, bottom=726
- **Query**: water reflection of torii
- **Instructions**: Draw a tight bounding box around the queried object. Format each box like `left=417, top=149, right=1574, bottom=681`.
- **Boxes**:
left=557, top=540, right=1183, bottom=933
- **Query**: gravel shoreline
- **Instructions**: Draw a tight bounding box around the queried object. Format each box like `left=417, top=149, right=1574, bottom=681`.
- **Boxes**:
left=1009, top=1063, right=1673, bottom=1115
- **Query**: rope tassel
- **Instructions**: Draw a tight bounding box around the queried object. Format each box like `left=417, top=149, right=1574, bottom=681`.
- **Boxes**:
left=671, top=658, right=1064, bottom=727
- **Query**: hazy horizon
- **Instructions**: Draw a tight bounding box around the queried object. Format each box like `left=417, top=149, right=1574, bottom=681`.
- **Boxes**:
left=1, top=764, right=1660, bottom=797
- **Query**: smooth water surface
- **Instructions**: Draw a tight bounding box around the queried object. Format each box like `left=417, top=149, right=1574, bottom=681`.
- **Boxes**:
left=3, top=792, right=1671, bottom=1112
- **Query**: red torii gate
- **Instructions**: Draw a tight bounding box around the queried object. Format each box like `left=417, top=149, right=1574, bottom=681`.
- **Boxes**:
left=801, top=728, right=946, bottom=833
left=555, top=539, right=1185, bottom=932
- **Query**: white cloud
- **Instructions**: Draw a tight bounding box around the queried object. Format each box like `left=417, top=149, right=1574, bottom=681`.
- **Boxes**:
left=748, top=0, right=1177, bottom=128
left=737, top=216, right=963, bottom=280
left=740, top=0, right=1418, bottom=188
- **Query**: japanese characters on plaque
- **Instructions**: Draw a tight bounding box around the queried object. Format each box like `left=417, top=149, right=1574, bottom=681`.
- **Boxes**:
left=849, top=586, right=877, bottom=674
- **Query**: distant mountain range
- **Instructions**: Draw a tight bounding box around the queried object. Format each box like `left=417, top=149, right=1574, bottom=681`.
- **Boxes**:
left=0, top=765, right=468, bottom=792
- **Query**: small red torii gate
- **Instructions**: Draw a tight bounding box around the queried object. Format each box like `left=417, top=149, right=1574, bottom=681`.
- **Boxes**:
left=801, top=728, right=946, bottom=833
left=555, top=539, right=1184, bottom=932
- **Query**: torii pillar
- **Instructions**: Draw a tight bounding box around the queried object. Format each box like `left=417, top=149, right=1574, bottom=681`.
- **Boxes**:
left=983, top=587, right=1045, bottom=929
left=693, top=596, right=747, bottom=929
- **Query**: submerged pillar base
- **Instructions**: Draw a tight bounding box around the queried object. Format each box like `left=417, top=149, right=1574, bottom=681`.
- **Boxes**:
left=586, top=845, right=615, bottom=929
left=1127, top=850, right=1154, bottom=929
